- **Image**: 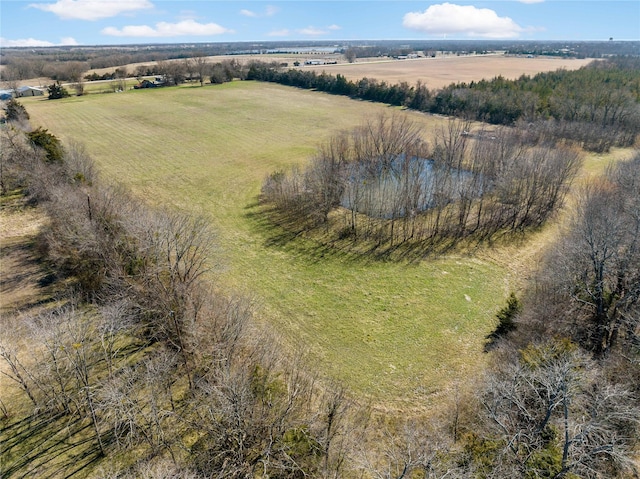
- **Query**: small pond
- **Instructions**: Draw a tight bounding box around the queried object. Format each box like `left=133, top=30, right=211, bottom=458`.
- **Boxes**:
left=341, top=156, right=482, bottom=219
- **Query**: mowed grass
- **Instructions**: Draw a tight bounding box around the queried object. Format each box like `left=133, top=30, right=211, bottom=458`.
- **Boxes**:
left=23, top=82, right=507, bottom=407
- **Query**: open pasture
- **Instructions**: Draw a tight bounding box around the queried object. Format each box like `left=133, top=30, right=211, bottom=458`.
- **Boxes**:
left=24, top=81, right=508, bottom=407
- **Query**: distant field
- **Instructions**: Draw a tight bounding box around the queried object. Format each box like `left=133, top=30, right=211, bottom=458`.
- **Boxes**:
left=311, top=55, right=594, bottom=89
left=23, top=81, right=508, bottom=408
left=79, top=53, right=596, bottom=92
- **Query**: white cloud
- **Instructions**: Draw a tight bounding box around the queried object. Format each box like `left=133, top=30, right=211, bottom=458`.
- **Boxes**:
left=327, top=24, right=341, bottom=31
left=241, top=5, right=278, bottom=18
left=102, top=19, right=233, bottom=37
left=0, top=36, right=78, bottom=47
left=265, top=5, right=279, bottom=17
left=298, top=26, right=327, bottom=36
left=0, top=37, right=54, bottom=47
left=403, top=3, right=524, bottom=38
left=60, top=37, right=79, bottom=45
left=29, top=0, right=153, bottom=21
left=268, top=29, right=290, bottom=37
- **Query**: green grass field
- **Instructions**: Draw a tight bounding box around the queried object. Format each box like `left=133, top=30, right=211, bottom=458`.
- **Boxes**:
left=23, top=81, right=508, bottom=407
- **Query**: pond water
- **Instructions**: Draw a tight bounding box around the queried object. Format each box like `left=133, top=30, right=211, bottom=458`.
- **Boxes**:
left=340, top=156, right=481, bottom=219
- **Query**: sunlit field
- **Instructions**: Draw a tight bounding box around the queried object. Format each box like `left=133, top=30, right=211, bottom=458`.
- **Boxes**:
left=24, top=81, right=510, bottom=407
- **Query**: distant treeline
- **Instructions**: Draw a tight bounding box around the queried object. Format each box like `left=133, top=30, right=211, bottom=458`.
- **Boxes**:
left=338, top=40, right=640, bottom=60
left=2, top=40, right=637, bottom=72
left=248, top=57, right=640, bottom=152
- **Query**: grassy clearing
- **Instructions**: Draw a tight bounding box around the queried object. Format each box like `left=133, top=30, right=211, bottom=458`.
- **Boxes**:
left=23, top=81, right=507, bottom=407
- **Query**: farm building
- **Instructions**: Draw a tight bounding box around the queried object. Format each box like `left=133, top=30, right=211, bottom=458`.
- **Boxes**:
left=17, top=86, right=44, bottom=97
left=0, top=90, right=14, bottom=100
left=134, top=79, right=160, bottom=89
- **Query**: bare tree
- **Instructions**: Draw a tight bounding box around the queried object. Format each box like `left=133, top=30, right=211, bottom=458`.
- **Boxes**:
left=156, top=60, right=186, bottom=86
left=537, top=154, right=640, bottom=357
left=358, top=419, right=460, bottom=479
left=0, top=316, right=40, bottom=409
left=191, top=52, right=209, bottom=86
left=0, top=125, right=34, bottom=195
left=344, top=48, right=357, bottom=63
left=480, top=341, right=640, bottom=478
left=111, top=67, right=128, bottom=92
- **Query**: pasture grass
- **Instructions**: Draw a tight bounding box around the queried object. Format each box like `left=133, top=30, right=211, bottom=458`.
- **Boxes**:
left=23, top=81, right=508, bottom=407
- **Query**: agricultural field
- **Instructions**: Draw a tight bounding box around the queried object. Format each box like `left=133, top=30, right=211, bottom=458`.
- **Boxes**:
left=85, top=53, right=595, bottom=90
left=308, top=54, right=594, bottom=88
left=22, top=81, right=510, bottom=408
left=12, top=54, right=594, bottom=96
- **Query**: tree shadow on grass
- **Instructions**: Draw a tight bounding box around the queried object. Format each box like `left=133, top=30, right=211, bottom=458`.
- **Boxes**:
left=0, top=235, right=61, bottom=314
left=1, top=412, right=106, bottom=478
left=243, top=199, right=469, bottom=265
left=243, top=200, right=377, bottom=266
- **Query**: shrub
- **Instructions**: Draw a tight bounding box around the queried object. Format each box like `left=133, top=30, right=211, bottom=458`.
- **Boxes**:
left=27, top=127, right=64, bottom=163
left=485, top=292, right=521, bottom=349
left=47, top=82, right=70, bottom=100
left=3, top=99, right=29, bottom=123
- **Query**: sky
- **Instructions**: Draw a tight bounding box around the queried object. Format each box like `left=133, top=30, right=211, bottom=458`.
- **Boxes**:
left=1, top=0, right=638, bottom=47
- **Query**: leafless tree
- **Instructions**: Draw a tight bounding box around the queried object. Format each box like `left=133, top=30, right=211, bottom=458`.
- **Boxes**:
left=63, top=140, right=98, bottom=185
left=480, top=341, right=640, bottom=478
left=111, top=67, right=128, bottom=92
left=305, top=132, right=350, bottom=226
left=191, top=52, right=209, bottom=86
left=358, top=419, right=462, bottom=479
left=156, top=60, right=186, bottom=86
left=0, top=125, right=35, bottom=195
left=540, top=157, right=640, bottom=357
left=344, top=49, right=357, bottom=63
left=98, top=347, right=179, bottom=455
left=0, top=316, right=40, bottom=409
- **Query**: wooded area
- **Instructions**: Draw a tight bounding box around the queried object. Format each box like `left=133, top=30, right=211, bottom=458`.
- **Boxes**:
left=261, top=114, right=582, bottom=253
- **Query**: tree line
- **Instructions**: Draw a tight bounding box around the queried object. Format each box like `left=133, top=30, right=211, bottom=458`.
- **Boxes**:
left=248, top=57, right=640, bottom=153
left=2, top=96, right=639, bottom=478
left=3, top=40, right=632, bottom=76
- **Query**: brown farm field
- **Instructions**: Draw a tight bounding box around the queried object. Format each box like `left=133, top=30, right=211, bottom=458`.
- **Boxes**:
left=308, top=55, right=594, bottom=89
left=82, top=53, right=595, bottom=91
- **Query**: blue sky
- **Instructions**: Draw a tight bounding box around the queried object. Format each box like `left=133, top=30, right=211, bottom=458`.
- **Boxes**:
left=1, top=1, right=638, bottom=47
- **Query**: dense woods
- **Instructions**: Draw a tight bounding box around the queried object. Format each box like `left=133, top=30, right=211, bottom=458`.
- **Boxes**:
left=1, top=44, right=639, bottom=478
